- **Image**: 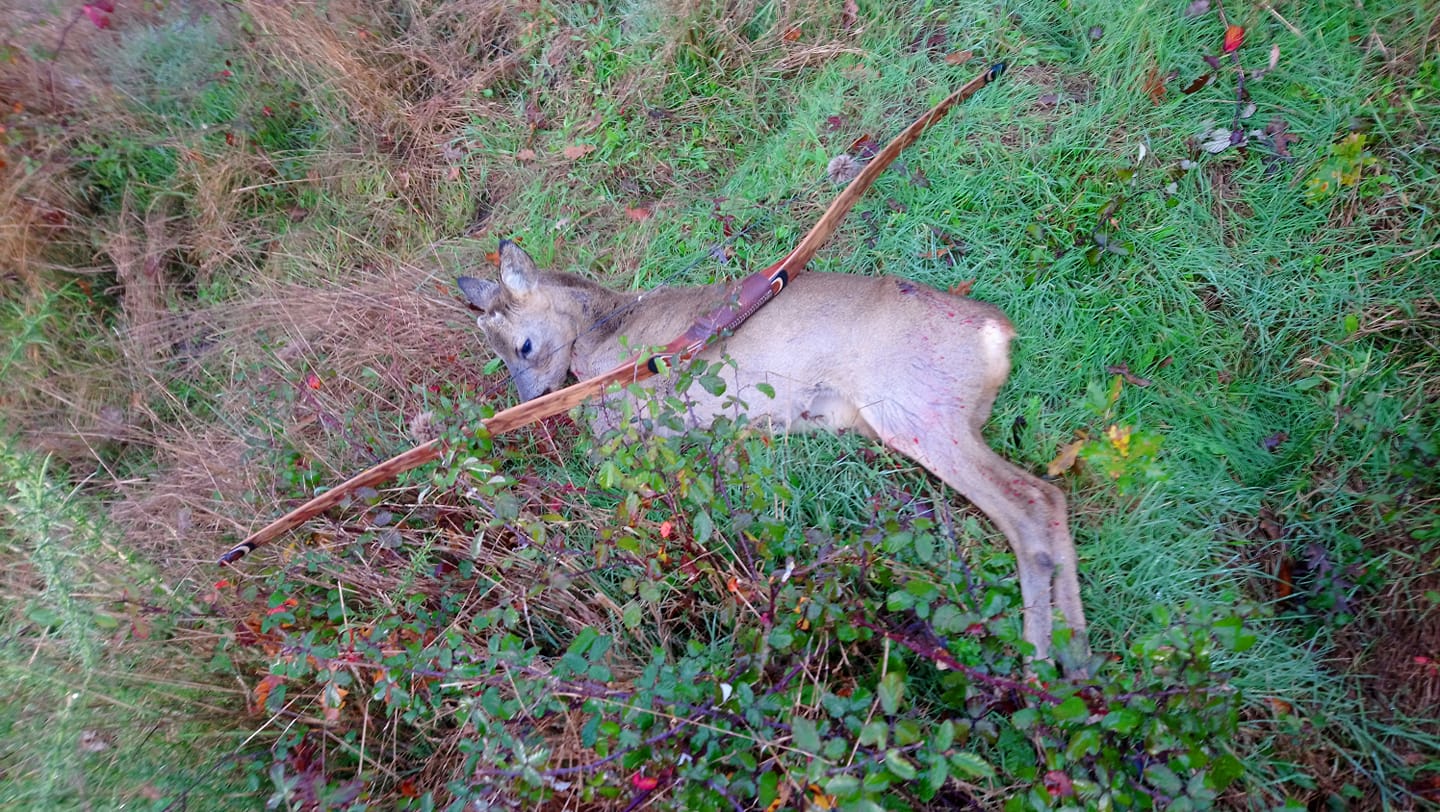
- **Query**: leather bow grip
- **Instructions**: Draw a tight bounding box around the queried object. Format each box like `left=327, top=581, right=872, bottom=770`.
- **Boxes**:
left=646, top=262, right=789, bottom=372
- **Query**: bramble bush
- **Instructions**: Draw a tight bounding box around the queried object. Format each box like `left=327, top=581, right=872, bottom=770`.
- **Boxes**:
left=221, top=361, right=1251, bottom=810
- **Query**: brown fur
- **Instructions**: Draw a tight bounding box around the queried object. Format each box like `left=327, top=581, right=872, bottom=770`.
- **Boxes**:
left=459, top=241, right=1089, bottom=669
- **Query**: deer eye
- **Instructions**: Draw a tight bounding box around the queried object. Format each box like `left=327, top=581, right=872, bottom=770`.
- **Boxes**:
left=520, top=338, right=533, bottom=358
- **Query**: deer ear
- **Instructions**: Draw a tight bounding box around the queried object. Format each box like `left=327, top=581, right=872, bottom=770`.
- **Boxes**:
left=497, top=239, right=539, bottom=297
left=457, top=276, right=503, bottom=313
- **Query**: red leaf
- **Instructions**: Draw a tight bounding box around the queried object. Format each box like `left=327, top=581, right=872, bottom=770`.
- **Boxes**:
left=782, top=27, right=802, bottom=42
left=631, top=773, right=659, bottom=791
left=82, top=5, right=111, bottom=28
left=305, top=373, right=322, bottom=390
left=92, top=0, right=115, bottom=11
left=1044, top=770, right=1075, bottom=798
left=1222, top=25, right=1245, bottom=53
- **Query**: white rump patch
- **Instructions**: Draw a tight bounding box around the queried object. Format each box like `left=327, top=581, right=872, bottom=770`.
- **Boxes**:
left=977, top=320, right=1015, bottom=385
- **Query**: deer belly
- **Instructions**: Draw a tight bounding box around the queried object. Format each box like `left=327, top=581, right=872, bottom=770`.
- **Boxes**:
left=756, top=385, right=877, bottom=439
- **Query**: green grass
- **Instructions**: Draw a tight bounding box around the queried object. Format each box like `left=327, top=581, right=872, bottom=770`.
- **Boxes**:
left=2, top=0, right=1437, bottom=807
left=0, top=441, right=253, bottom=808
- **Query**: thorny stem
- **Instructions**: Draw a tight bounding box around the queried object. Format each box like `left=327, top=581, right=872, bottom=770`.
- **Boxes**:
left=1213, top=0, right=1250, bottom=137
left=46, top=8, right=86, bottom=114
left=469, top=660, right=809, bottom=782
left=853, top=617, right=1061, bottom=705
left=1229, top=50, right=1248, bottom=135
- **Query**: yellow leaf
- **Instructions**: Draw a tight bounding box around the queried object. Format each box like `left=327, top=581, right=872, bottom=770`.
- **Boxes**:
left=1106, top=424, right=1132, bottom=457
left=808, top=784, right=836, bottom=810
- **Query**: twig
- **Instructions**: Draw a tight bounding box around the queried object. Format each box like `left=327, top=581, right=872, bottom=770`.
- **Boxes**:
left=853, top=617, right=1061, bottom=704
left=45, top=8, right=86, bottom=114
left=1259, top=1, right=1307, bottom=42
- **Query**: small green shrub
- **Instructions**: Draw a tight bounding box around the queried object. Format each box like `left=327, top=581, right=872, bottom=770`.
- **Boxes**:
left=223, top=361, right=1249, bottom=810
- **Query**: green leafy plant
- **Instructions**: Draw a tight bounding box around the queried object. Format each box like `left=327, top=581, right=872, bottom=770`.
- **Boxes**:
left=226, top=363, right=1244, bottom=809
left=1304, top=133, right=1389, bottom=205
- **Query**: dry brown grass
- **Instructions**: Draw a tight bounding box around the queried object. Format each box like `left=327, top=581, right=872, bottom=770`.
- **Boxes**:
left=239, top=0, right=532, bottom=212
left=111, top=260, right=480, bottom=553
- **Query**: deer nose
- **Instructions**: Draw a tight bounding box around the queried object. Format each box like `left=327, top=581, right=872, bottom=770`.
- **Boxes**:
left=513, top=374, right=551, bottom=402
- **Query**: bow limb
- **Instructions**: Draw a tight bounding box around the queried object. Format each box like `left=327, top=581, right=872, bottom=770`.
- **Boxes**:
left=780, top=62, right=1007, bottom=276
left=655, top=62, right=1007, bottom=361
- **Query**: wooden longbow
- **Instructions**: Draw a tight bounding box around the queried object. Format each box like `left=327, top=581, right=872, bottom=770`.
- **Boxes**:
left=220, top=63, right=1007, bottom=565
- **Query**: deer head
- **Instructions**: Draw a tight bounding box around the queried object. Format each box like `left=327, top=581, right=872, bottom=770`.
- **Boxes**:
left=457, top=240, right=579, bottom=401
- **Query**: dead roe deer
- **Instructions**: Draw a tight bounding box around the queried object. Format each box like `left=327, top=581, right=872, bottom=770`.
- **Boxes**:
left=459, top=240, right=1089, bottom=670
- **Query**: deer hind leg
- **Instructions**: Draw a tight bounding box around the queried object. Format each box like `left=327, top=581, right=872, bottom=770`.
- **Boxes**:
left=883, top=427, right=1088, bottom=669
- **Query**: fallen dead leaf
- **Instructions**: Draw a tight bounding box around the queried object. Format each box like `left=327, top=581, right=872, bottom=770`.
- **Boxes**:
left=1182, top=73, right=1216, bottom=94
left=782, top=26, right=802, bottom=42
left=562, top=144, right=595, bottom=160
left=516, top=148, right=538, bottom=162
left=1143, top=66, right=1167, bottom=104
left=1264, top=116, right=1299, bottom=157
left=253, top=674, right=283, bottom=711
left=841, top=0, right=858, bottom=29
left=1105, top=363, right=1152, bottom=387
left=947, top=279, right=974, bottom=296
left=624, top=206, right=652, bottom=221
left=1200, top=127, right=1240, bottom=153
left=1260, top=430, right=1288, bottom=452
left=1259, top=506, right=1284, bottom=540
left=846, top=133, right=878, bottom=156
left=944, top=50, right=974, bottom=65
left=1276, top=556, right=1294, bottom=598
left=1263, top=696, right=1294, bottom=715
left=1047, top=440, right=1085, bottom=477
left=918, top=247, right=960, bottom=261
